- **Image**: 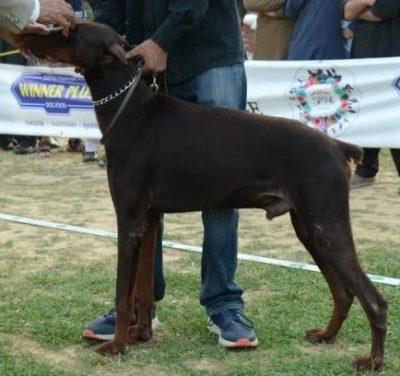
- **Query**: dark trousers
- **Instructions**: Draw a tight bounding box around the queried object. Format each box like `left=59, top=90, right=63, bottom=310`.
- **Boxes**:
left=355, top=148, right=400, bottom=178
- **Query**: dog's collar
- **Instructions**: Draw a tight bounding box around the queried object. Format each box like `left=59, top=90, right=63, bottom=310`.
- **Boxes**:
left=92, top=67, right=142, bottom=108
left=99, top=64, right=144, bottom=144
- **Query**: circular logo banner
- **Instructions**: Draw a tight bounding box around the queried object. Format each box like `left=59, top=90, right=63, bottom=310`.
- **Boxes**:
left=288, top=67, right=360, bottom=136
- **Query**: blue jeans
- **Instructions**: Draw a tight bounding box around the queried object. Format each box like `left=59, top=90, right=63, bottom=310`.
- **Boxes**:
left=153, top=64, right=247, bottom=315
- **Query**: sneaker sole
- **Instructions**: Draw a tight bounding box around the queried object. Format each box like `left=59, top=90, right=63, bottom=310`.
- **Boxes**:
left=350, top=182, right=374, bottom=189
left=82, top=316, right=161, bottom=342
left=208, top=323, right=259, bottom=348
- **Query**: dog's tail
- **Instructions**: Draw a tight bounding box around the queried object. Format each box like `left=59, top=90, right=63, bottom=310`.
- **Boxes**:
left=335, top=140, right=363, bottom=165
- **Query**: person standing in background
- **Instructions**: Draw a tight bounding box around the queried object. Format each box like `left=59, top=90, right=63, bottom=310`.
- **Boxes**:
left=244, top=0, right=294, bottom=60
left=284, top=0, right=346, bottom=60
left=344, top=0, right=400, bottom=190
left=0, top=40, right=38, bottom=154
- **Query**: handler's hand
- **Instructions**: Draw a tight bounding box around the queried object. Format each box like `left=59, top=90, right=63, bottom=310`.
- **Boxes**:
left=37, top=0, right=76, bottom=36
left=126, top=39, right=167, bottom=74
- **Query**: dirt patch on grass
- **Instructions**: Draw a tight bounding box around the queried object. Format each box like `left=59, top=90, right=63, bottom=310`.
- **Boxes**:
left=93, top=364, right=166, bottom=376
left=3, top=335, right=78, bottom=368
left=185, top=357, right=228, bottom=374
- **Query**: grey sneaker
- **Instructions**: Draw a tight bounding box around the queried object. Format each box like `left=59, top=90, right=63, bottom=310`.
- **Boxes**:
left=208, top=309, right=258, bottom=348
left=350, top=174, right=375, bottom=189
left=83, top=308, right=160, bottom=341
left=82, top=151, right=98, bottom=163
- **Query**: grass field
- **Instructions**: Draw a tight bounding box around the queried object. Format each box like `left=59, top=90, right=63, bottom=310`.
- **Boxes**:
left=0, top=147, right=399, bottom=375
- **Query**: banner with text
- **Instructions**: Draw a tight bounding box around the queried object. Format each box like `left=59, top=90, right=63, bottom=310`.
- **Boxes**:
left=0, top=64, right=100, bottom=139
left=1, top=58, right=400, bottom=147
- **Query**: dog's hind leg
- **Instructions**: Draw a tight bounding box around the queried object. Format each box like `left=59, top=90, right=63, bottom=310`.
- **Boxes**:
left=293, top=208, right=387, bottom=371
left=290, top=211, right=354, bottom=344
left=128, top=212, right=160, bottom=344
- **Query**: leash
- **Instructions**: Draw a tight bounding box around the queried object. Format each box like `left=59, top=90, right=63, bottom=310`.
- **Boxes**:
left=150, top=73, right=160, bottom=94
left=99, top=65, right=143, bottom=144
left=0, top=50, right=20, bottom=58
left=99, top=68, right=162, bottom=144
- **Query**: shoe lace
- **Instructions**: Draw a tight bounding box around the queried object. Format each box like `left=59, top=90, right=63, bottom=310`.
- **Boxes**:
left=231, top=310, right=255, bottom=329
left=210, top=309, right=255, bottom=329
left=103, top=308, right=117, bottom=321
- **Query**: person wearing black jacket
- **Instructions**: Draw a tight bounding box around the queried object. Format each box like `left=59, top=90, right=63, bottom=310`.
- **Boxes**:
left=344, top=0, right=400, bottom=189
left=83, top=0, right=258, bottom=348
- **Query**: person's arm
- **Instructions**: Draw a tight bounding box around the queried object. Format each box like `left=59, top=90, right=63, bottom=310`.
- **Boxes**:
left=244, top=0, right=284, bottom=13
left=126, top=0, right=210, bottom=73
left=358, top=9, right=382, bottom=21
left=94, top=0, right=126, bottom=34
left=151, top=0, right=210, bottom=53
left=0, top=0, right=36, bottom=33
left=369, top=0, right=400, bottom=20
left=343, top=0, right=375, bottom=21
left=0, top=0, right=75, bottom=35
left=284, top=0, right=307, bottom=19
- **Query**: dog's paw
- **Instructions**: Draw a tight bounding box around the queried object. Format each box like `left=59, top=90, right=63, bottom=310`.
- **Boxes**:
left=354, top=356, right=383, bottom=372
left=139, top=328, right=153, bottom=342
left=305, top=328, right=335, bottom=344
left=95, top=341, right=125, bottom=356
left=128, top=326, right=153, bottom=343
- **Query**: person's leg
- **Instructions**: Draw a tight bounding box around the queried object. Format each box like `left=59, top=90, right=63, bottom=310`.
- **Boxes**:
left=170, top=64, right=257, bottom=347
left=389, top=149, right=400, bottom=177
left=168, top=65, right=246, bottom=314
left=195, top=65, right=246, bottom=315
left=355, top=148, right=380, bottom=178
left=198, top=65, right=257, bottom=347
left=14, top=136, right=37, bottom=155
left=351, top=148, right=380, bottom=189
left=82, top=138, right=100, bottom=162
left=0, top=135, right=12, bottom=150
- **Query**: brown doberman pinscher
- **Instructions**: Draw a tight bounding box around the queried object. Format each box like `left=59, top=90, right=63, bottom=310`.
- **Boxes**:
left=24, top=22, right=387, bottom=371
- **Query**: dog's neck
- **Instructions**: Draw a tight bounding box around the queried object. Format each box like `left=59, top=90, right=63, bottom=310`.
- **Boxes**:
left=83, top=61, right=152, bottom=134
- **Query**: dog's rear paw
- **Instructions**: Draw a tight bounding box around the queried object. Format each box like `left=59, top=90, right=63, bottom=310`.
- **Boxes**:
left=354, top=356, right=383, bottom=372
left=95, top=341, right=125, bottom=356
left=305, top=328, right=335, bottom=344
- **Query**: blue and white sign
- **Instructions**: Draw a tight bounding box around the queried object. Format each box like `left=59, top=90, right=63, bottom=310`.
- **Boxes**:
left=1, top=58, right=400, bottom=147
left=12, top=73, right=92, bottom=114
left=0, top=64, right=100, bottom=139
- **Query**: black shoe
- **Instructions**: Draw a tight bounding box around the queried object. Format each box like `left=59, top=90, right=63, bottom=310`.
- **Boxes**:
left=97, top=156, right=107, bottom=168
left=14, top=145, right=35, bottom=155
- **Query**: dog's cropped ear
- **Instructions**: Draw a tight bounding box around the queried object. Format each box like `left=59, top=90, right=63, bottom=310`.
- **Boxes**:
left=108, top=44, right=128, bottom=64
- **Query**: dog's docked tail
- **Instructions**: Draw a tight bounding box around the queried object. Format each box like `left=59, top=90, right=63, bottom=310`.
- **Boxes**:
left=335, top=140, right=363, bottom=165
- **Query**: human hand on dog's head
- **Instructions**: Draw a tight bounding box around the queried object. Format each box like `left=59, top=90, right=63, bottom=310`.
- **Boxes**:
left=22, top=22, right=129, bottom=72
left=125, top=39, right=167, bottom=74
left=37, top=0, right=76, bottom=37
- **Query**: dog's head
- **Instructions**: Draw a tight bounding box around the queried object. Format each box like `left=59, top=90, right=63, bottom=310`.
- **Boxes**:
left=23, top=22, right=129, bottom=70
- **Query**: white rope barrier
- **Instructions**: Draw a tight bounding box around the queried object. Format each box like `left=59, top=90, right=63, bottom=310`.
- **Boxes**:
left=0, top=212, right=398, bottom=287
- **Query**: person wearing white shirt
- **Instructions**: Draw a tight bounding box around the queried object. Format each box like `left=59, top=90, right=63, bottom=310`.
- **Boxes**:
left=0, top=0, right=75, bottom=49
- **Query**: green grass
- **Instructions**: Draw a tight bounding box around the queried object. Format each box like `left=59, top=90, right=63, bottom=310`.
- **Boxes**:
left=0, top=148, right=399, bottom=375
left=0, top=250, right=399, bottom=375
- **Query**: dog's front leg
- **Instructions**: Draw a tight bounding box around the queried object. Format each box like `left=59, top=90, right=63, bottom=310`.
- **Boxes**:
left=96, top=220, right=145, bottom=355
left=128, top=214, right=159, bottom=343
